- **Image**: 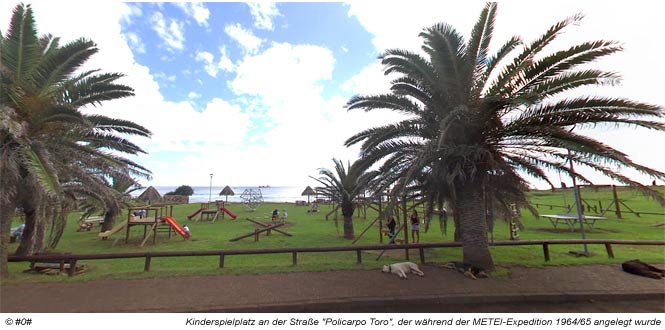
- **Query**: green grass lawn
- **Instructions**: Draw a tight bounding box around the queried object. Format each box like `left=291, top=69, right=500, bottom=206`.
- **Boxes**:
left=6, top=186, right=665, bottom=283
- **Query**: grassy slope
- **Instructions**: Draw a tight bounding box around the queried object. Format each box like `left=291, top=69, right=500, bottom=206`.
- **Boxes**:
left=6, top=186, right=664, bottom=282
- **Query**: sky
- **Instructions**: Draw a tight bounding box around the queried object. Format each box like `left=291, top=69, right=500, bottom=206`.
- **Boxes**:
left=1, top=1, right=663, bottom=189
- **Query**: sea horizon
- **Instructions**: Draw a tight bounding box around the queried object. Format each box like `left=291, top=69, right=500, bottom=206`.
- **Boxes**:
left=136, top=186, right=314, bottom=204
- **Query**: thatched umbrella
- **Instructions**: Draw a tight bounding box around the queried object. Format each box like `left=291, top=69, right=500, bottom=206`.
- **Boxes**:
left=301, top=186, right=316, bottom=205
left=219, top=185, right=235, bottom=203
left=138, top=186, right=162, bottom=205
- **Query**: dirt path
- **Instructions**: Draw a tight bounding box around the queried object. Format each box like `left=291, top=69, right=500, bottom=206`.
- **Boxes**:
left=2, top=264, right=664, bottom=312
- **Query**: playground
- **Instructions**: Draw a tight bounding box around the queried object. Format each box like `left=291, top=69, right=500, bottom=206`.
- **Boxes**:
left=4, top=186, right=665, bottom=282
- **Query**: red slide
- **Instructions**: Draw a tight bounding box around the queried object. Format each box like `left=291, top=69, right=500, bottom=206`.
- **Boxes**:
left=162, top=216, right=190, bottom=239
left=187, top=208, right=204, bottom=220
left=219, top=207, right=237, bottom=220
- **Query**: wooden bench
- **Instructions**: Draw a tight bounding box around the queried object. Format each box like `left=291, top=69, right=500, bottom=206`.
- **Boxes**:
left=28, top=262, right=87, bottom=276
left=541, top=214, right=607, bottom=231
left=25, top=253, right=86, bottom=276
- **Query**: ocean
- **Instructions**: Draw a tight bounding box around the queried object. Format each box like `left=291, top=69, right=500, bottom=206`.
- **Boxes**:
left=150, top=186, right=313, bottom=204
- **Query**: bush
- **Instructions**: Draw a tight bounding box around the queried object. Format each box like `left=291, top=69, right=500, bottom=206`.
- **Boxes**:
left=165, top=185, right=194, bottom=196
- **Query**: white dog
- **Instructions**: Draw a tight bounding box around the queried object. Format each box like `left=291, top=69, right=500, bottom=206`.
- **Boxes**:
left=381, top=262, right=425, bottom=278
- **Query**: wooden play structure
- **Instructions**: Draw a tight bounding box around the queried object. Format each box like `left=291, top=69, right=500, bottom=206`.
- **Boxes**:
left=187, top=201, right=237, bottom=222
left=229, top=218, right=293, bottom=242
left=100, top=205, right=188, bottom=247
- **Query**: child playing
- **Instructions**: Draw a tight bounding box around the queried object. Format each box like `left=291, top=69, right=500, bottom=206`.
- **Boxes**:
left=281, top=208, right=288, bottom=223
left=410, top=210, right=420, bottom=243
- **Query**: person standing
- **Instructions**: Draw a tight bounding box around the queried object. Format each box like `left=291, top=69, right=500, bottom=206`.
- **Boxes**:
left=386, top=215, right=396, bottom=244
left=410, top=210, right=420, bottom=243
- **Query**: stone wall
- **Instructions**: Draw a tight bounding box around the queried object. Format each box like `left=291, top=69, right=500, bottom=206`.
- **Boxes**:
left=163, top=195, right=189, bottom=204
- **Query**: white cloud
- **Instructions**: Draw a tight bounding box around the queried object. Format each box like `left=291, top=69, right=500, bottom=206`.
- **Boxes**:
left=123, top=32, right=145, bottom=54
left=150, top=11, right=185, bottom=51
left=225, top=23, right=262, bottom=54
left=188, top=91, right=201, bottom=99
left=247, top=2, right=281, bottom=30
left=226, top=42, right=409, bottom=186
left=153, top=72, right=176, bottom=83
left=175, top=2, right=210, bottom=27
left=120, top=3, right=142, bottom=24
left=195, top=47, right=235, bottom=77
left=232, top=43, right=333, bottom=103
left=217, top=46, right=235, bottom=73
left=341, top=62, right=392, bottom=95
left=195, top=51, right=217, bottom=77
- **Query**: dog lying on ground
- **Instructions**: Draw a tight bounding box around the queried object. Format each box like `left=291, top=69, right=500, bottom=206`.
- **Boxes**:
left=622, top=260, right=665, bottom=279
left=381, top=262, right=425, bottom=279
left=443, top=261, right=488, bottom=280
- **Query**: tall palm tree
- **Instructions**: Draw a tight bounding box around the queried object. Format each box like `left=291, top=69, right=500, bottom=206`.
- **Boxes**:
left=345, top=3, right=665, bottom=270
left=1, top=4, right=151, bottom=275
left=311, top=159, right=377, bottom=239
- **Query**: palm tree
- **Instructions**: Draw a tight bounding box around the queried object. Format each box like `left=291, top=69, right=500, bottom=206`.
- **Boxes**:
left=1, top=4, right=151, bottom=274
left=311, top=159, right=377, bottom=239
left=77, top=173, right=144, bottom=233
left=345, top=3, right=665, bottom=270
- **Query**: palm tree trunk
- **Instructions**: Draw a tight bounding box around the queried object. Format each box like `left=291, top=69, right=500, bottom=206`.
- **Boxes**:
left=15, top=204, right=39, bottom=256
left=452, top=200, right=462, bottom=242
left=342, top=215, right=354, bottom=239
left=457, top=183, right=494, bottom=271
left=341, top=200, right=355, bottom=239
left=15, top=190, right=46, bottom=256
left=0, top=199, right=15, bottom=278
left=101, top=209, right=118, bottom=232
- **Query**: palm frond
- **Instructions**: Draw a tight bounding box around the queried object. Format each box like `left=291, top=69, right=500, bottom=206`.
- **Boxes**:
left=19, top=144, right=60, bottom=197
left=346, top=94, right=422, bottom=115
left=2, top=4, right=40, bottom=84
left=62, top=72, right=135, bottom=107
left=487, top=13, right=585, bottom=96
left=85, top=115, right=152, bottom=137
left=34, top=38, right=98, bottom=98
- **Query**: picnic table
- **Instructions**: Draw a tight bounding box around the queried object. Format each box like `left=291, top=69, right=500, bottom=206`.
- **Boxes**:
left=540, top=214, right=607, bottom=231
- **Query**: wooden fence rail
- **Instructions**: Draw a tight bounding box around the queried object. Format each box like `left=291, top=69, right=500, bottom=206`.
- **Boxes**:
left=8, top=239, right=664, bottom=276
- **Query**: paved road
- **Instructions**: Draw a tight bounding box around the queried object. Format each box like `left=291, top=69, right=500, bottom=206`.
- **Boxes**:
left=325, top=299, right=665, bottom=313
left=2, top=264, right=664, bottom=313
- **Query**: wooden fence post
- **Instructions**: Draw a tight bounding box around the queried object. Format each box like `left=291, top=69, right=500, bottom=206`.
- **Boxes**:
left=612, top=185, right=622, bottom=219
left=543, top=243, right=550, bottom=262
left=219, top=254, right=225, bottom=268
left=67, top=259, right=77, bottom=277
left=292, top=251, right=297, bottom=265
left=604, top=243, right=615, bottom=259
left=356, top=250, right=362, bottom=264
left=144, top=256, right=151, bottom=272
left=419, top=247, right=425, bottom=264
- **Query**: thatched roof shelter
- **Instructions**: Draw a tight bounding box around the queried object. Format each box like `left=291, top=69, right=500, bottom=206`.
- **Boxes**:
left=301, top=186, right=317, bottom=204
left=219, top=185, right=235, bottom=203
left=138, top=186, right=162, bottom=204
left=219, top=185, right=235, bottom=196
